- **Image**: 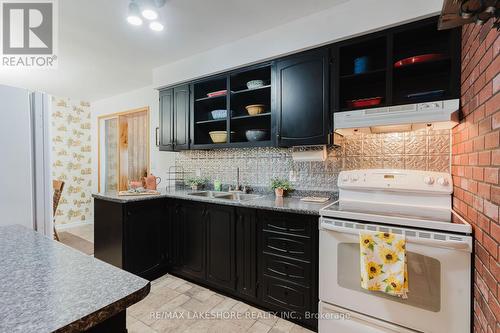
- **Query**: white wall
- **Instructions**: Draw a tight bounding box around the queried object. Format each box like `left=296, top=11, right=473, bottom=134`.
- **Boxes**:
left=0, top=85, right=34, bottom=228
left=91, top=85, right=176, bottom=193
left=153, top=0, right=442, bottom=88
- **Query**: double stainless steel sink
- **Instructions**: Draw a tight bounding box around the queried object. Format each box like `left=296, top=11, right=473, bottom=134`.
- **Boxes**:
left=187, top=191, right=263, bottom=202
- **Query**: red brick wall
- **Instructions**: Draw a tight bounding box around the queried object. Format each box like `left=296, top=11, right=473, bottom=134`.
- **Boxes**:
left=452, top=21, right=500, bottom=333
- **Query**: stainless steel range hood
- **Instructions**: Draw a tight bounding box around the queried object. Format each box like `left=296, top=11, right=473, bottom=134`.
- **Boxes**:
left=334, top=99, right=460, bottom=136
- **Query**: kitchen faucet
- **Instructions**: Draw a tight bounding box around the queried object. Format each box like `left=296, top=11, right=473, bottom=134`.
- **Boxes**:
left=229, top=167, right=243, bottom=192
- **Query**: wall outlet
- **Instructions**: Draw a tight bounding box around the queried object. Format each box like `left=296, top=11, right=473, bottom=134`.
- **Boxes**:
left=289, top=170, right=297, bottom=182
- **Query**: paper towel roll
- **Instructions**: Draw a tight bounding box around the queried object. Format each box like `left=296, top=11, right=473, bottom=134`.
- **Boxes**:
left=291, top=146, right=327, bottom=162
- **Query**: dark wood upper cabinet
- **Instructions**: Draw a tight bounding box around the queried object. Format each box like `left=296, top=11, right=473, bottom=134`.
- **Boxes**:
left=173, top=85, right=190, bottom=150
left=159, top=84, right=190, bottom=151
left=158, top=16, right=459, bottom=150
left=334, top=16, right=461, bottom=113
left=159, top=89, right=173, bottom=150
left=275, top=48, right=330, bottom=147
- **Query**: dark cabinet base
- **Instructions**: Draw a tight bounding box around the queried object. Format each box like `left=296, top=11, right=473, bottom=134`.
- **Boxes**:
left=86, top=310, right=126, bottom=333
left=94, top=197, right=318, bottom=331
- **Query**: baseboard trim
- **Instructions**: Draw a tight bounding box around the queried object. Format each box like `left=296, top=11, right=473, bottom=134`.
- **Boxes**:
left=55, top=220, right=94, bottom=230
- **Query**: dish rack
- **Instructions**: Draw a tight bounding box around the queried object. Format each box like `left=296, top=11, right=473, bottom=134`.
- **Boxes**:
left=166, top=166, right=185, bottom=190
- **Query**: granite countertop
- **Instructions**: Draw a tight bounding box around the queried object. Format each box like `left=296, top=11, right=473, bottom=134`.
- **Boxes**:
left=0, top=225, right=150, bottom=333
left=92, top=189, right=337, bottom=215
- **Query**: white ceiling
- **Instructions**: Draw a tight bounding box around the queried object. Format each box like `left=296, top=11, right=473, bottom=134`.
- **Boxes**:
left=0, top=0, right=346, bottom=101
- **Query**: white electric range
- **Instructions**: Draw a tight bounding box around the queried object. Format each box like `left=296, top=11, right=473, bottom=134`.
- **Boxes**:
left=318, top=169, right=472, bottom=333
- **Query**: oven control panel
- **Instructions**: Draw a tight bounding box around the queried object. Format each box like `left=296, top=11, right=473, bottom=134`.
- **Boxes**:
left=338, top=169, right=453, bottom=194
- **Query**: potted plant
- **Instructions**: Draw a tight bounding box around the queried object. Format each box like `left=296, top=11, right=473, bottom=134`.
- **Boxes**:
left=185, top=177, right=208, bottom=191
left=270, top=178, right=293, bottom=197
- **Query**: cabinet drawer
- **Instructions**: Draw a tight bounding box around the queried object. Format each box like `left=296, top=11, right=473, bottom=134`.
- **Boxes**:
left=260, top=212, right=312, bottom=237
left=262, top=232, right=311, bottom=261
left=262, top=254, right=311, bottom=287
left=261, top=275, right=311, bottom=314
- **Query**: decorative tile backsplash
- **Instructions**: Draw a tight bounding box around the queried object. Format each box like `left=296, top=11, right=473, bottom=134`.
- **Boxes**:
left=51, top=97, right=93, bottom=225
left=176, top=128, right=451, bottom=192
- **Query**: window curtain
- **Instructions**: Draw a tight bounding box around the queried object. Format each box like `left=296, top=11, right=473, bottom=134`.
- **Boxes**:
left=125, top=112, right=148, bottom=183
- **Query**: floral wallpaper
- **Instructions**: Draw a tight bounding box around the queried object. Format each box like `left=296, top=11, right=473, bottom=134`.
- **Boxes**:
left=51, top=97, right=92, bottom=225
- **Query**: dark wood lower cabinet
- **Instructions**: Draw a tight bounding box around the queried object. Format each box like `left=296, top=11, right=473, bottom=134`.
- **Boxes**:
left=262, top=254, right=311, bottom=287
left=258, top=210, right=319, bottom=329
left=94, top=198, right=167, bottom=281
left=261, top=275, right=312, bottom=316
left=176, top=200, right=206, bottom=281
left=125, top=201, right=166, bottom=279
left=206, top=204, right=236, bottom=292
left=235, top=208, right=258, bottom=302
left=94, top=197, right=318, bottom=331
left=86, top=310, right=126, bottom=333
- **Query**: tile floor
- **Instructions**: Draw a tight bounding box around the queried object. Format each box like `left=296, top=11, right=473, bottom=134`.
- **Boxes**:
left=59, top=223, right=94, bottom=243
left=127, top=274, right=314, bottom=333
left=58, top=224, right=313, bottom=332
left=56, top=223, right=94, bottom=254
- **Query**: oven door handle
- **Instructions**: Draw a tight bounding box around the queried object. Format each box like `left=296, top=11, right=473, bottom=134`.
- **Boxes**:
left=320, top=220, right=472, bottom=252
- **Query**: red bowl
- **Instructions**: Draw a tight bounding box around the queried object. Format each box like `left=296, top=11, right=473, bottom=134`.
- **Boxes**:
left=346, top=97, right=383, bottom=108
left=394, top=53, right=447, bottom=68
left=207, top=90, right=227, bottom=97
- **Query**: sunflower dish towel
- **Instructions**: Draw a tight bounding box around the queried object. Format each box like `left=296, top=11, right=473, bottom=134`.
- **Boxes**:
left=360, top=231, right=408, bottom=299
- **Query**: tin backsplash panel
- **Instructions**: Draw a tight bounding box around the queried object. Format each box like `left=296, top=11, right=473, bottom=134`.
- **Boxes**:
left=175, top=129, right=451, bottom=192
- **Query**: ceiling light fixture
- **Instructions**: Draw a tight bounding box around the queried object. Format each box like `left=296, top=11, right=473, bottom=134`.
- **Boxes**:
left=126, top=1, right=143, bottom=26
left=149, top=21, right=164, bottom=31
left=142, top=8, right=158, bottom=20
left=126, top=0, right=167, bottom=31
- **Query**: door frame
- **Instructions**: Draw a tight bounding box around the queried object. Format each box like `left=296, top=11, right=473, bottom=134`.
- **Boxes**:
left=32, top=92, right=53, bottom=236
left=97, top=107, right=150, bottom=192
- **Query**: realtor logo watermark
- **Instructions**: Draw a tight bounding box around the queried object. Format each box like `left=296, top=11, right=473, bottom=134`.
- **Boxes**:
left=1, top=0, right=58, bottom=68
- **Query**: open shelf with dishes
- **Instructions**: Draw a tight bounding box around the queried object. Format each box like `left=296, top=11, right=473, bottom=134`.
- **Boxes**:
left=392, top=21, right=459, bottom=105
left=230, top=65, right=272, bottom=144
left=190, top=64, right=273, bottom=148
left=192, top=76, right=229, bottom=146
left=337, top=36, right=387, bottom=111
left=333, top=16, right=460, bottom=113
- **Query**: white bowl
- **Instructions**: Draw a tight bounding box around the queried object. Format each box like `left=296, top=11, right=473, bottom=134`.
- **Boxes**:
left=247, top=80, right=265, bottom=89
left=211, top=109, right=227, bottom=120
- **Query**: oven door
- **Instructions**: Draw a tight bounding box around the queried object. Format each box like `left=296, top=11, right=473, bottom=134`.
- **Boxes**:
left=319, top=217, right=472, bottom=333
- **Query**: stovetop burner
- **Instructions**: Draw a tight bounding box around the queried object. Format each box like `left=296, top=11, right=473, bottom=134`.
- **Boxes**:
left=324, top=200, right=452, bottom=222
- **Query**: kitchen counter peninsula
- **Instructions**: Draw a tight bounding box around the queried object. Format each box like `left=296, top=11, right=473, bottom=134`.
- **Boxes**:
left=0, top=225, right=150, bottom=333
